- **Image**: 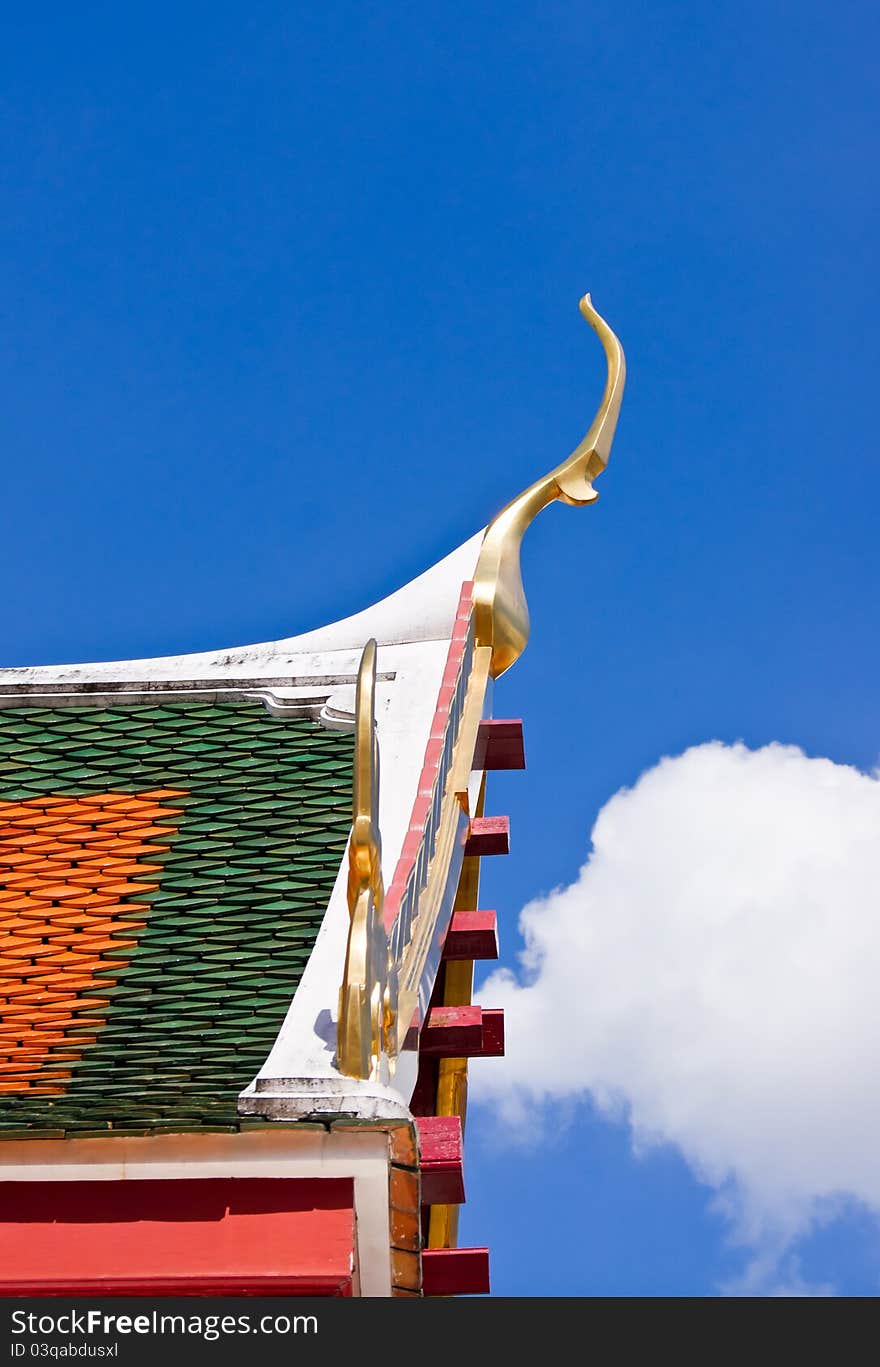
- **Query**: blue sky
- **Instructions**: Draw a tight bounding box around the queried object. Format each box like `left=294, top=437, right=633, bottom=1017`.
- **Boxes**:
left=2, top=4, right=878, bottom=1295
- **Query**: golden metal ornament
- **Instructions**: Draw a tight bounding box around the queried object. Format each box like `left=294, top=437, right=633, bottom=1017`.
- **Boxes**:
left=346, top=639, right=384, bottom=916
left=338, top=640, right=398, bottom=1079
left=337, top=295, right=625, bottom=1078
left=473, top=293, right=626, bottom=677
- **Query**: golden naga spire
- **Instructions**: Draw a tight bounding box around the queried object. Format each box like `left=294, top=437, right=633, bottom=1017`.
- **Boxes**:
left=473, top=293, right=626, bottom=677
left=338, top=639, right=398, bottom=1079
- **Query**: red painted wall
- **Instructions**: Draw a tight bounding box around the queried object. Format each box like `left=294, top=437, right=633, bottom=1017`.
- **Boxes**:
left=0, top=1177, right=355, bottom=1296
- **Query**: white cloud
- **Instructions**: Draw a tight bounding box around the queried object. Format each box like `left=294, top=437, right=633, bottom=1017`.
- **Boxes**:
left=474, top=741, right=880, bottom=1289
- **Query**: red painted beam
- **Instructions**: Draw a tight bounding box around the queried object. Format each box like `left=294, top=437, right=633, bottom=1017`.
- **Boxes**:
left=420, top=1005, right=506, bottom=1058
left=3, top=1274, right=351, bottom=1296
left=465, top=815, right=510, bottom=857
left=410, top=1052, right=439, bottom=1117
left=473, top=719, right=525, bottom=771
left=443, top=909, right=499, bottom=961
left=422, top=1247, right=490, bottom=1296
left=0, top=1178, right=355, bottom=1297
left=417, top=1116, right=465, bottom=1206
left=420, top=1005, right=484, bottom=1056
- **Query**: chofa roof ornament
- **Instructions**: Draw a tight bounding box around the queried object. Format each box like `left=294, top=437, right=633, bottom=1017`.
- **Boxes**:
left=473, top=293, right=626, bottom=677
left=337, top=295, right=625, bottom=1082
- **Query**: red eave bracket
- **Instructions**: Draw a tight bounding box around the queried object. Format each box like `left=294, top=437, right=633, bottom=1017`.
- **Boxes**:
left=422, top=1247, right=490, bottom=1296
left=472, top=719, right=525, bottom=771
left=480, top=1008, right=505, bottom=1057
left=465, top=816, right=510, bottom=857
left=420, top=1005, right=505, bottom=1058
left=417, top=1116, right=465, bottom=1206
left=443, top=910, right=499, bottom=961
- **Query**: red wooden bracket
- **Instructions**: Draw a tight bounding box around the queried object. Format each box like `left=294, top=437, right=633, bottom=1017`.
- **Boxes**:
left=464, top=815, right=510, bottom=856
left=472, top=719, right=525, bottom=771
left=420, top=1006, right=483, bottom=1056
left=422, top=1247, right=490, bottom=1296
left=479, top=1008, right=505, bottom=1058
left=443, top=910, right=499, bottom=961
left=417, top=1116, right=465, bottom=1206
left=420, top=1005, right=506, bottom=1058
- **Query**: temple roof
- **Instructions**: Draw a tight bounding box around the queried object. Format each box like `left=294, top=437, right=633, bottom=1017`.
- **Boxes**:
left=0, top=702, right=352, bottom=1136
left=0, top=292, right=625, bottom=1140
left=0, top=293, right=625, bottom=1302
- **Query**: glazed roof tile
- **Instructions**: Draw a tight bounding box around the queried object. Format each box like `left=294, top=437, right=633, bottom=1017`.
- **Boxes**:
left=0, top=702, right=352, bottom=1136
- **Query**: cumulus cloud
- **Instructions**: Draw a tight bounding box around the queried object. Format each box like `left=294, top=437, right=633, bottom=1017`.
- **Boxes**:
left=474, top=742, right=880, bottom=1289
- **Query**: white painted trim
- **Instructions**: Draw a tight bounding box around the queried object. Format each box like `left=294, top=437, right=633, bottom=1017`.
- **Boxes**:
left=240, top=647, right=494, bottom=1121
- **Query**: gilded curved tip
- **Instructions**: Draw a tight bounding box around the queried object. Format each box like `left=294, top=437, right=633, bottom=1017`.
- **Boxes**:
left=348, top=637, right=383, bottom=916
left=353, top=637, right=378, bottom=830
left=556, top=294, right=626, bottom=501
left=473, top=292, right=626, bottom=677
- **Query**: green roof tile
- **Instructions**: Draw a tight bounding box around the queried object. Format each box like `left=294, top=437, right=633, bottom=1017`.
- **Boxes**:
left=0, top=701, right=352, bottom=1138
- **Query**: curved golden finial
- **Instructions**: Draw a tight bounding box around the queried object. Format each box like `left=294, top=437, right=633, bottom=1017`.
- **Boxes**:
left=473, top=293, right=626, bottom=677
left=338, top=639, right=398, bottom=1079
left=346, top=639, right=383, bottom=916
